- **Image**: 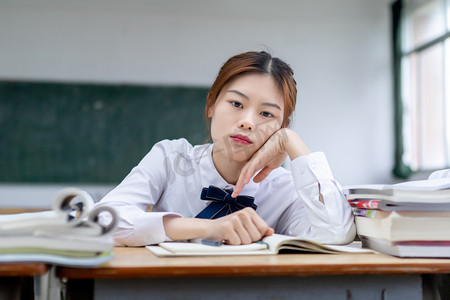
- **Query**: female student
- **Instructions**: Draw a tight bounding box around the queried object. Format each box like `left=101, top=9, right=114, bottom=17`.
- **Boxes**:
left=95, top=51, right=356, bottom=246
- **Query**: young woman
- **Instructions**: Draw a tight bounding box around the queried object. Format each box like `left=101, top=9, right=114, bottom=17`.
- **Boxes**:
left=95, top=51, right=356, bottom=246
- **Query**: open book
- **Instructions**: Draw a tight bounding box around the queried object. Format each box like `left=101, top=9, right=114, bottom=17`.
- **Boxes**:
left=0, top=187, right=118, bottom=266
left=146, top=234, right=374, bottom=257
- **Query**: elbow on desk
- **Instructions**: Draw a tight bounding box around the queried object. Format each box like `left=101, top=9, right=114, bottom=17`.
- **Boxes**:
left=337, top=222, right=357, bottom=244
left=112, top=230, right=152, bottom=247
left=324, top=210, right=357, bottom=244
left=329, top=222, right=356, bottom=244
left=308, top=222, right=356, bottom=245
left=111, top=220, right=169, bottom=247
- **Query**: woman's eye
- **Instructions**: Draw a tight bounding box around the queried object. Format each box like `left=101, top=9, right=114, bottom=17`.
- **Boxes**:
left=231, top=101, right=243, bottom=108
left=261, top=111, right=274, bottom=118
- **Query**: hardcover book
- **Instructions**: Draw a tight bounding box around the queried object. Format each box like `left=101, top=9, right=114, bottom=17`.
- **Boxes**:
left=354, top=211, right=450, bottom=242
left=360, top=236, right=450, bottom=258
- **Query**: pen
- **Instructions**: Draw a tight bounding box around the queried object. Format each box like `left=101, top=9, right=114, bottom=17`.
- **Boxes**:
left=190, top=238, right=223, bottom=247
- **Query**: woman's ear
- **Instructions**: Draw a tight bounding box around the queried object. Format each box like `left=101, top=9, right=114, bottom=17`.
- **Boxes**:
left=207, top=105, right=214, bottom=118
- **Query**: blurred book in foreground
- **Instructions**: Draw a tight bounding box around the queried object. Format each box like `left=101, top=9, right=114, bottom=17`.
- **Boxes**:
left=0, top=187, right=117, bottom=267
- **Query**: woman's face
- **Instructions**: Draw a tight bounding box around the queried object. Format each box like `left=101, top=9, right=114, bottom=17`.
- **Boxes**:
left=208, top=73, right=285, bottom=163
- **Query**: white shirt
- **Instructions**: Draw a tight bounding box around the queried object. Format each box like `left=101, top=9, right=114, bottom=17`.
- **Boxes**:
left=95, top=138, right=355, bottom=246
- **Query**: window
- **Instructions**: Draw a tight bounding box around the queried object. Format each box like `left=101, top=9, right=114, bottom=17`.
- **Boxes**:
left=393, top=0, right=450, bottom=178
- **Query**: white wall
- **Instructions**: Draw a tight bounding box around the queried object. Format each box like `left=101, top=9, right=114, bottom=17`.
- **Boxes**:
left=0, top=0, right=396, bottom=206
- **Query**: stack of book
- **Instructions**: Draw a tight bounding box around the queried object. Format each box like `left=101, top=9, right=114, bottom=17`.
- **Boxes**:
left=0, top=187, right=117, bottom=267
left=344, top=178, right=450, bottom=258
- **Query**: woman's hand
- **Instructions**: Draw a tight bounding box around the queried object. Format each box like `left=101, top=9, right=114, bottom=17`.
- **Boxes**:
left=163, top=208, right=274, bottom=245
left=205, top=207, right=274, bottom=245
left=232, top=128, right=311, bottom=198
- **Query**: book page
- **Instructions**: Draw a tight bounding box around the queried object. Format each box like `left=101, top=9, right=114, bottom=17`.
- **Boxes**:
left=0, top=187, right=95, bottom=233
left=393, top=178, right=450, bottom=190
left=262, top=234, right=374, bottom=254
left=158, top=241, right=268, bottom=254
left=428, top=169, right=450, bottom=180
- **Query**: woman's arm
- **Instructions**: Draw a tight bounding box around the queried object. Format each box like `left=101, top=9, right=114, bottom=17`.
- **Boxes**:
left=232, top=128, right=355, bottom=244
left=282, top=153, right=356, bottom=244
left=95, top=140, right=175, bottom=246
left=232, top=128, right=310, bottom=197
left=163, top=207, right=274, bottom=245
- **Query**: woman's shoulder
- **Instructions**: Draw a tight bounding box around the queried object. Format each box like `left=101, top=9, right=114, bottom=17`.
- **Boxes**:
left=154, top=138, right=192, bottom=150
left=153, top=138, right=211, bottom=158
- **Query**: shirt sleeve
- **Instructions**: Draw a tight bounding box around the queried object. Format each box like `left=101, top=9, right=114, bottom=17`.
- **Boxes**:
left=280, top=152, right=356, bottom=244
left=95, top=141, right=181, bottom=246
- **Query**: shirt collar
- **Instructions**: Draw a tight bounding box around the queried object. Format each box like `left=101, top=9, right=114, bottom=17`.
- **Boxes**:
left=199, top=144, right=260, bottom=198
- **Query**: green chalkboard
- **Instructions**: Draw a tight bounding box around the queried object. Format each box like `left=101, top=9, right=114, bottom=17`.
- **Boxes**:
left=0, top=81, right=209, bottom=183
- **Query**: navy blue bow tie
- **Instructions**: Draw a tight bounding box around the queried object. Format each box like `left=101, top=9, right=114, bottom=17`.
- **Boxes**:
left=195, top=185, right=257, bottom=219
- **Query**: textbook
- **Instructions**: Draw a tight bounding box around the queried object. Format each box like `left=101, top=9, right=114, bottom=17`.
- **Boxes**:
left=344, top=178, right=450, bottom=202
left=0, top=187, right=118, bottom=266
left=354, top=211, right=450, bottom=241
left=146, top=234, right=374, bottom=257
left=360, top=236, right=450, bottom=258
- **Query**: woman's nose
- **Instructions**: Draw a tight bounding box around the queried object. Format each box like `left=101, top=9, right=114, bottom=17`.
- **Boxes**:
left=238, top=120, right=254, bottom=131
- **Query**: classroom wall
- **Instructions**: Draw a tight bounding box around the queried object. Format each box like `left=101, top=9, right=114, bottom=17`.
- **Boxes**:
left=0, top=0, right=397, bottom=206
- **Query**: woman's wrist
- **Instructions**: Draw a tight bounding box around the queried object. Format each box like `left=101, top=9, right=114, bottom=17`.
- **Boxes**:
left=163, top=216, right=210, bottom=241
left=281, top=128, right=311, bottom=160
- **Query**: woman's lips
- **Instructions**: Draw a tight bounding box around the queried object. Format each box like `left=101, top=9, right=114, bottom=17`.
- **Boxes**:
left=230, top=135, right=252, bottom=145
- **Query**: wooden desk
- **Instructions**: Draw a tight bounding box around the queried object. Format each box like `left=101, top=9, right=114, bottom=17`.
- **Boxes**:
left=0, top=262, right=48, bottom=300
left=0, top=263, right=47, bottom=277
left=55, top=247, right=450, bottom=300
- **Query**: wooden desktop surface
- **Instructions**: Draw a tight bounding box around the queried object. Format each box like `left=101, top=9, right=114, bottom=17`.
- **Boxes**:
left=56, top=246, right=450, bottom=279
left=0, top=263, right=48, bottom=277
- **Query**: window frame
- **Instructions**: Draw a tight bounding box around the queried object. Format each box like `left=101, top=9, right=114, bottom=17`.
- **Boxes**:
left=392, top=0, right=450, bottom=178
